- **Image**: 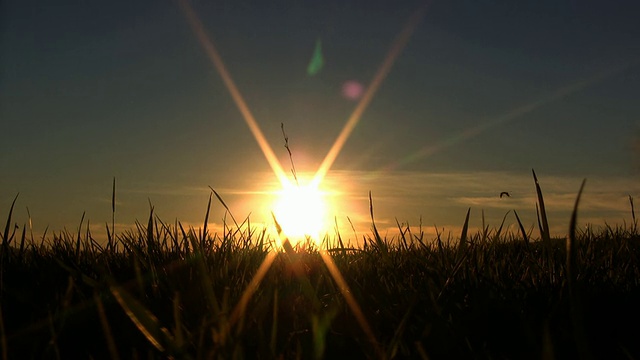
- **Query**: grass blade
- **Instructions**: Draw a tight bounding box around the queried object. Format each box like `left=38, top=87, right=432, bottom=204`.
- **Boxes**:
left=94, top=291, right=120, bottom=360
left=629, top=195, right=637, bottom=234
left=532, top=169, right=551, bottom=242
left=109, top=284, right=174, bottom=353
left=18, top=225, right=26, bottom=261
left=187, top=230, right=221, bottom=318
left=172, top=292, right=184, bottom=351
left=281, top=122, right=299, bottom=186
left=203, top=192, right=212, bottom=246
left=567, top=179, right=586, bottom=286
left=334, top=217, right=345, bottom=252
left=369, top=191, right=386, bottom=253
left=566, top=178, right=589, bottom=359
left=459, top=207, right=471, bottom=250
left=110, top=177, right=116, bottom=251
left=513, top=209, right=529, bottom=246
left=210, top=187, right=244, bottom=241
left=395, top=218, right=409, bottom=251
left=2, top=194, right=19, bottom=251
left=481, top=209, right=488, bottom=242
left=75, top=211, right=86, bottom=259
left=494, top=210, right=510, bottom=241
left=271, top=211, right=294, bottom=254
left=146, top=203, right=155, bottom=253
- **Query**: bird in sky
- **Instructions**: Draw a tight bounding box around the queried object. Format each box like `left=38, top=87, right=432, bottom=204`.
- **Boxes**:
left=500, top=192, right=510, bottom=198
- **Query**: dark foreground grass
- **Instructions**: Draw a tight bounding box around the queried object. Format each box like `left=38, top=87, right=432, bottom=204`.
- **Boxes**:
left=2, top=173, right=640, bottom=359
left=3, top=220, right=640, bottom=359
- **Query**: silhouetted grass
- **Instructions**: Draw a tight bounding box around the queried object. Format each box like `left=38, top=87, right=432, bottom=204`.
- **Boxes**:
left=1, top=171, right=639, bottom=359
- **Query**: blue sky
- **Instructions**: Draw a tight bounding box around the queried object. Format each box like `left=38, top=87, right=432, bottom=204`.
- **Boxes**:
left=1, top=0, right=639, bottom=243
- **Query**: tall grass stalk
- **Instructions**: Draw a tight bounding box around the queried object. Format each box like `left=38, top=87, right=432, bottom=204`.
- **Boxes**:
left=566, top=178, right=590, bottom=359
left=513, top=209, right=529, bottom=245
left=532, top=169, right=551, bottom=243
left=630, top=195, right=637, bottom=234
left=369, top=191, right=386, bottom=255
left=0, top=194, right=18, bottom=296
left=458, top=207, right=470, bottom=251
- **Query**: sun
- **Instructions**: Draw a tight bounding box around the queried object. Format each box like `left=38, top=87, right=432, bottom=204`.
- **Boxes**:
left=272, top=181, right=328, bottom=245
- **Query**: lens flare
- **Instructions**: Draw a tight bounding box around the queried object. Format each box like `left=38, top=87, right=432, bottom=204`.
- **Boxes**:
left=178, top=2, right=428, bottom=354
left=311, top=2, right=430, bottom=188
left=341, top=80, right=364, bottom=100
left=177, top=0, right=289, bottom=186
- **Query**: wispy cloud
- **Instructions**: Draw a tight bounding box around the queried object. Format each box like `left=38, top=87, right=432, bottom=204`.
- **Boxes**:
left=307, top=169, right=639, bottom=238
left=117, top=183, right=210, bottom=197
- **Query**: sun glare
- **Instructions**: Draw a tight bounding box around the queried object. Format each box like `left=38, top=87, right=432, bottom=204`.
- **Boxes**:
left=179, top=1, right=427, bottom=352
left=272, top=181, right=328, bottom=245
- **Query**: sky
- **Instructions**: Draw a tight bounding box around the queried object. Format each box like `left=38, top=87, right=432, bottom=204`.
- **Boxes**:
left=2, top=0, right=640, bottom=245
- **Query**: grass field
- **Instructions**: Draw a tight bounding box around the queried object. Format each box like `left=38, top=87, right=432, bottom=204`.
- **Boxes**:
left=1, top=171, right=639, bottom=359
